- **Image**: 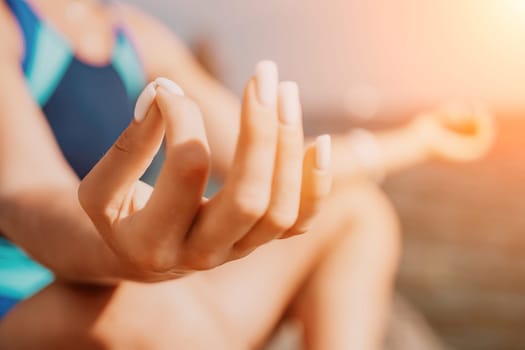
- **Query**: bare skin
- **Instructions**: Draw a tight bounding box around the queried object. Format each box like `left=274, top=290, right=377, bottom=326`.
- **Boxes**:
left=0, top=0, right=495, bottom=349
left=0, top=182, right=399, bottom=350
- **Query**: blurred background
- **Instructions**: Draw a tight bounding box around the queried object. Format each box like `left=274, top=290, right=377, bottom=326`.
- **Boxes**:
left=128, top=0, right=525, bottom=349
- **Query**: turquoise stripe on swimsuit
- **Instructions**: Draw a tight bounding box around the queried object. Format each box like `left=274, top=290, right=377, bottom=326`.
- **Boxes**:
left=0, top=237, right=53, bottom=300
left=1, top=0, right=148, bottom=306
left=26, top=24, right=73, bottom=106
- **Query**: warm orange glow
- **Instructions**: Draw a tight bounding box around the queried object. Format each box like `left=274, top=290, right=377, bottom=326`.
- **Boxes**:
left=146, top=0, right=525, bottom=114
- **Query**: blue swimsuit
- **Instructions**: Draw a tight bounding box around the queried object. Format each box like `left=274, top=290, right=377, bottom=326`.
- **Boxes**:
left=0, top=0, right=153, bottom=318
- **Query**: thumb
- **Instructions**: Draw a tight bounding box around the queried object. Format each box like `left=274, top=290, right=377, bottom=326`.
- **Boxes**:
left=78, top=81, right=182, bottom=226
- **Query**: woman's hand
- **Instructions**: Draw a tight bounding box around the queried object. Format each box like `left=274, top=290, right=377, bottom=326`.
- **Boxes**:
left=412, top=102, right=496, bottom=162
left=78, top=61, right=332, bottom=281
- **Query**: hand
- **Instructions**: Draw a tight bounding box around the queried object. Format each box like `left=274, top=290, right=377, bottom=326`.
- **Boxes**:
left=78, top=62, right=332, bottom=281
left=412, top=102, right=496, bottom=162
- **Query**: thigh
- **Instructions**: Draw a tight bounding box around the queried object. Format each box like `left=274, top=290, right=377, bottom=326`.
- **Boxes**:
left=0, top=182, right=390, bottom=350
left=187, top=182, right=396, bottom=345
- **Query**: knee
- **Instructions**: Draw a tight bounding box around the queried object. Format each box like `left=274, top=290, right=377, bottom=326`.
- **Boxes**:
left=327, top=181, right=402, bottom=269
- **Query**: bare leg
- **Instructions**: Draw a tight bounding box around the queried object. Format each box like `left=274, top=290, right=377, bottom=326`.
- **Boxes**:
left=0, top=182, right=399, bottom=350
left=291, top=181, right=400, bottom=350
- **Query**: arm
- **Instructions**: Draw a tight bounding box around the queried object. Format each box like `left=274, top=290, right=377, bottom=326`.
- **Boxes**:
left=0, top=5, right=330, bottom=283
left=331, top=103, right=495, bottom=183
left=122, top=8, right=385, bottom=180
left=330, top=123, right=429, bottom=183
left=122, top=8, right=494, bottom=184
left=0, top=10, right=123, bottom=283
left=120, top=7, right=240, bottom=179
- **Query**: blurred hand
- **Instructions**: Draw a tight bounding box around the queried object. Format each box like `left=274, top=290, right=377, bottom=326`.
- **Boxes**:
left=78, top=62, right=332, bottom=281
left=412, top=102, right=496, bottom=162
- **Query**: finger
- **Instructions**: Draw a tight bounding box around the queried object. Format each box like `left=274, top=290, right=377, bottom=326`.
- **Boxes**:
left=233, top=81, right=304, bottom=253
left=182, top=61, right=279, bottom=267
left=280, top=135, right=332, bottom=239
left=137, top=78, right=210, bottom=249
left=432, top=104, right=495, bottom=161
left=78, top=82, right=166, bottom=228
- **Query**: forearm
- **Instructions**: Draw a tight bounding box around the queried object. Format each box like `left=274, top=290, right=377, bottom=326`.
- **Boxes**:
left=374, top=121, right=430, bottom=176
left=194, top=93, right=429, bottom=183
left=158, top=54, right=428, bottom=183
left=328, top=121, right=430, bottom=183
left=189, top=79, right=430, bottom=184
left=189, top=75, right=430, bottom=183
left=0, top=184, right=124, bottom=285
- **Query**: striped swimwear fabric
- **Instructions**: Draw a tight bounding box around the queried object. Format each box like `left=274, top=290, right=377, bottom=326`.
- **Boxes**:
left=0, top=0, right=152, bottom=318
left=0, top=237, right=54, bottom=318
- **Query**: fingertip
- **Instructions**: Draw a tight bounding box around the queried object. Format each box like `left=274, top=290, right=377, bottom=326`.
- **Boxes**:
left=279, top=81, right=299, bottom=92
left=155, top=77, right=185, bottom=96
left=254, top=60, right=279, bottom=107
left=154, top=83, right=190, bottom=118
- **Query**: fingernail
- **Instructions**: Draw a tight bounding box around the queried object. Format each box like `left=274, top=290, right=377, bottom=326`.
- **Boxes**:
left=155, top=77, right=185, bottom=96
left=255, top=60, right=278, bottom=107
left=134, top=82, right=157, bottom=122
left=278, top=81, right=300, bottom=125
left=315, top=135, right=331, bottom=170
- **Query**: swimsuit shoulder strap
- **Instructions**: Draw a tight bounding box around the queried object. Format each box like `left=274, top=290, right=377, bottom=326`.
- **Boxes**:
left=4, top=0, right=72, bottom=106
left=4, top=0, right=40, bottom=73
left=109, top=3, right=147, bottom=100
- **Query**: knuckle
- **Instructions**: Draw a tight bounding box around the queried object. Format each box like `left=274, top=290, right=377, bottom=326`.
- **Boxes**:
left=264, top=208, right=298, bottom=231
left=129, top=249, right=174, bottom=274
left=231, top=192, right=268, bottom=220
left=166, top=142, right=211, bottom=180
left=77, top=180, right=102, bottom=215
left=280, top=222, right=312, bottom=239
left=231, top=244, right=255, bottom=260
left=180, top=155, right=210, bottom=181
left=170, top=96, right=202, bottom=119
left=113, top=128, right=135, bottom=154
left=183, top=249, right=221, bottom=271
left=249, top=125, right=277, bottom=149
left=289, top=224, right=311, bottom=237
left=145, top=254, right=173, bottom=273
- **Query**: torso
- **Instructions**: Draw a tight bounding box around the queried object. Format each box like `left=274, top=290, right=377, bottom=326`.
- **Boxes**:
left=2, top=0, right=152, bottom=179
left=0, top=0, right=157, bottom=304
